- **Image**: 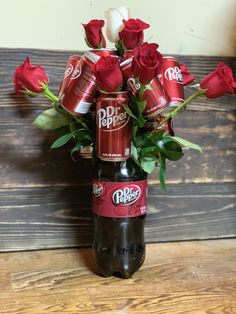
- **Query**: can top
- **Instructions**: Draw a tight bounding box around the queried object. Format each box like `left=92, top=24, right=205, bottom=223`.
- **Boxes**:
left=163, top=56, right=177, bottom=60
left=84, top=52, right=100, bottom=63
left=98, top=90, right=129, bottom=95
left=89, top=48, right=116, bottom=52
left=120, top=57, right=132, bottom=67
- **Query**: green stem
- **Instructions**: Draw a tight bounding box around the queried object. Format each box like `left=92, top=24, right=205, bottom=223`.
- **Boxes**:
left=73, top=115, right=90, bottom=130
left=43, top=93, right=56, bottom=102
left=43, top=85, right=59, bottom=102
left=159, top=88, right=207, bottom=125
left=138, top=84, right=145, bottom=101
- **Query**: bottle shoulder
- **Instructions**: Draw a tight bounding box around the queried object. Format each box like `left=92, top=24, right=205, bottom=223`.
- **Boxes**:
left=93, top=158, right=147, bottom=181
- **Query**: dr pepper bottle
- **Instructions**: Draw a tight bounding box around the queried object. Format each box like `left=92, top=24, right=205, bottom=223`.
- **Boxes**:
left=92, top=157, right=147, bottom=278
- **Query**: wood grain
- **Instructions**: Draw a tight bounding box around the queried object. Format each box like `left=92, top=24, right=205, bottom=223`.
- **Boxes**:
left=0, top=240, right=235, bottom=313
left=0, top=183, right=235, bottom=251
left=0, top=48, right=235, bottom=251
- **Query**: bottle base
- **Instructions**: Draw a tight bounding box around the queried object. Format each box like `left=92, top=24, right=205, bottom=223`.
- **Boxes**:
left=93, top=248, right=145, bottom=279
left=98, top=269, right=135, bottom=279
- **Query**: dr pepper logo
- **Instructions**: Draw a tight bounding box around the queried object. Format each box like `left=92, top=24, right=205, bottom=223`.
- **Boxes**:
left=164, top=66, right=183, bottom=83
left=93, top=182, right=103, bottom=197
left=97, top=105, right=129, bottom=130
left=112, top=185, right=141, bottom=206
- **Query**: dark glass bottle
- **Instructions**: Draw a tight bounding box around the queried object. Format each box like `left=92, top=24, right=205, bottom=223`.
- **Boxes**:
left=92, top=157, right=147, bottom=278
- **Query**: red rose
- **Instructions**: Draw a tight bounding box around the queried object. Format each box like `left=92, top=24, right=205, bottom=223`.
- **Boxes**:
left=92, top=56, right=122, bottom=92
left=13, top=57, right=48, bottom=94
left=82, top=19, right=106, bottom=49
left=180, top=63, right=195, bottom=86
left=118, top=18, right=150, bottom=50
left=200, top=62, right=236, bottom=98
left=131, top=43, right=163, bottom=85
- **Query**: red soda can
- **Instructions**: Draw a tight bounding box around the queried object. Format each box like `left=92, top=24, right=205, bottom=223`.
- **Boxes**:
left=142, top=78, right=170, bottom=118
left=60, top=55, right=97, bottom=115
left=122, top=50, right=133, bottom=60
left=120, top=57, right=133, bottom=81
left=96, top=91, right=131, bottom=161
left=159, top=56, right=184, bottom=110
left=120, top=58, right=142, bottom=96
left=144, top=115, right=174, bottom=136
left=120, top=50, right=136, bottom=91
left=84, top=50, right=118, bottom=66
left=89, top=48, right=117, bottom=58
left=58, top=55, right=81, bottom=97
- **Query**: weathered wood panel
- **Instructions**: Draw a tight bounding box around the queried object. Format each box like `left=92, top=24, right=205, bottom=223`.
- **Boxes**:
left=0, top=183, right=235, bottom=251
left=0, top=48, right=235, bottom=251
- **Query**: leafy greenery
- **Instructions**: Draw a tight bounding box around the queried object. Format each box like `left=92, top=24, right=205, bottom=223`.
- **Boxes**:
left=32, top=84, right=202, bottom=191
left=33, top=108, right=74, bottom=130
left=123, top=85, right=202, bottom=190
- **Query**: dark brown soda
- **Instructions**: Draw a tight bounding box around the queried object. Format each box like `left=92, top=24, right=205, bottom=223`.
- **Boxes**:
left=92, top=157, right=147, bottom=278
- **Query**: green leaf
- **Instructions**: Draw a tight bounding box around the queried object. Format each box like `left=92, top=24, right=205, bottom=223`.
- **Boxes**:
left=51, top=132, right=74, bottom=149
left=171, top=136, right=202, bottom=152
left=144, top=83, right=152, bottom=91
left=131, top=142, right=141, bottom=166
left=132, top=125, right=138, bottom=139
left=124, top=106, right=138, bottom=121
left=131, top=142, right=139, bottom=160
left=157, top=139, right=184, bottom=161
left=134, top=134, right=143, bottom=147
left=137, top=115, right=146, bottom=128
left=74, top=129, right=93, bottom=142
left=148, top=131, right=165, bottom=143
left=33, top=108, right=74, bottom=130
left=140, top=146, right=160, bottom=157
left=159, top=155, right=167, bottom=191
left=137, top=101, right=146, bottom=114
left=115, top=40, right=125, bottom=56
left=140, top=156, right=157, bottom=173
left=70, top=142, right=83, bottom=159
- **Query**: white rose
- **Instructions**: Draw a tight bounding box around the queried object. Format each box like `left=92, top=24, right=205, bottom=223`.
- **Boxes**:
left=105, top=6, right=130, bottom=43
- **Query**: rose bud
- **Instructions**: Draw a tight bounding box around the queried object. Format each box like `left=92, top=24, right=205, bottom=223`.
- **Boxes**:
left=180, top=63, right=195, bottom=86
left=105, top=6, right=130, bottom=43
left=82, top=19, right=106, bottom=49
left=200, top=62, right=236, bottom=99
left=131, top=43, right=163, bottom=85
left=13, top=57, right=48, bottom=95
left=119, top=18, right=150, bottom=50
left=92, top=56, right=123, bottom=92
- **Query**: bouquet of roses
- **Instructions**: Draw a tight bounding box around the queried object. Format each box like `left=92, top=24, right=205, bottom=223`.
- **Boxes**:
left=13, top=6, right=236, bottom=190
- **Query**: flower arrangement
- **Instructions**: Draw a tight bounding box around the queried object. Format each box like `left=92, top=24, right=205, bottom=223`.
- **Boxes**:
left=13, top=6, right=236, bottom=190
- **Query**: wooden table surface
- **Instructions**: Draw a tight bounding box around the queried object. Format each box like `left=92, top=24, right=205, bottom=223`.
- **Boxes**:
left=0, top=240, right=235, bottom=314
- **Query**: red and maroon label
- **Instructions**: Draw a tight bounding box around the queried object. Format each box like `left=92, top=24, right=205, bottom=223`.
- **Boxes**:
left=96, top=92, right=131, bottom=161
left=92, top=180, right=147, bottom=218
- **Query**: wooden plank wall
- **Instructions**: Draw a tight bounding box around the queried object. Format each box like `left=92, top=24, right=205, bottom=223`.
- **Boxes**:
left=0, top=48, right=235, bottom=251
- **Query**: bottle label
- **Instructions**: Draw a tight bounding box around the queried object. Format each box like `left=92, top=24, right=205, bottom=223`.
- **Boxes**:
left=92, top=180, right=147, bottom=218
